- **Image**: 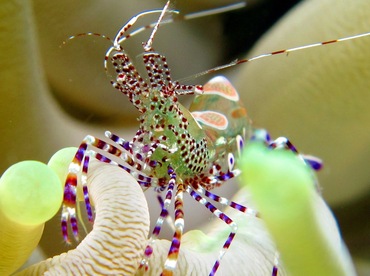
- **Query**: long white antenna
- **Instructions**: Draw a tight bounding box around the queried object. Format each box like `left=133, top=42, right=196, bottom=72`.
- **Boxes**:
left=179, top=31, right=370, bottom=81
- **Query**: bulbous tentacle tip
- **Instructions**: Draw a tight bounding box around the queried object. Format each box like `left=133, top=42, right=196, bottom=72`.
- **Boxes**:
left=0, top=160, right=63, bottom=226
left=0, top=160, right=63, bottom=275
left=239, top=141, right=356, bottom=275
left=16, top=162, right=150, bottom=275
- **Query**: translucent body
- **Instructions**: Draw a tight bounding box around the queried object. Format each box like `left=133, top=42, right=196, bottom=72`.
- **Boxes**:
left=59, top=2, right=329, bottom=275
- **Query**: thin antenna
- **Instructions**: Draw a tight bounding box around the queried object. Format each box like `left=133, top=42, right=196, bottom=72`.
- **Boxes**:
left=182, top=2, right=246, bottom=20
left=179, top=31, right=370, bottom=81
left=62, top=2, right=246, bottom=49
left=115, top=2, right=246, bottom=47
left=143, top=1, right=172, bottom=52
left=62, top=2, right=247, bottom=72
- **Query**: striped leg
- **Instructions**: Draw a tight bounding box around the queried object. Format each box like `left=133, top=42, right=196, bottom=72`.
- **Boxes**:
left=269, top=136, right=322, bottom=171
left=107, top=130, right=165, bottom=169
left=61, top=142, right=87, bottom=243
left=195, top=186, right=282, bottom=274
left=162, top=169, right=184, bottom=276
left=198, top=130, right=320, bottom=275
left=61, top=134, right=155, bottom=242
left=187, top=186, right=238, bottom=276
left=201, top=187, right=258, bottom=217
left=252, top=129, right=323, bottom=171
left=105, top=131, right=132, bottom=152
left=139, top=176, right=175, bottom=272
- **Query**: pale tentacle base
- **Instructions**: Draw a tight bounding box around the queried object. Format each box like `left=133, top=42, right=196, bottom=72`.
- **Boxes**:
left=15, top=145, right=353, bottom=275
left=15, top=161, right=281, bottom=275
left=17, top=162, right=150, bottom=275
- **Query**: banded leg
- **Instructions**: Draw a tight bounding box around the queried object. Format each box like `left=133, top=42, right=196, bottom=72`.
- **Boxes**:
left=253, top=131, right=323, bottom=274
left=61, top=134, right=155, bottom=242
left=62, top=136, right=117, bottom=242
left=252, top=129, right=323, bottom=171
left=187, top=186, right=238, bottom=276
left=197, top=186, right=280, bottom=274
left=106, top=130, right=160, bottom=169
left=269, top=136, right=323, bottom=171
left=105, top=131, right=132, bottom=152
left=61, top=142, right=87, bottom=243
left=192, top=181, right=284, bottom=274
left=198, top=186, right=258, bottom=217
left=162, top=171, right=185, bottom=276
left=139, top=173, right=175, bottom=272
left=107, top=130, right=160, bottom=160
left=197, top=156, right=241, bottom=191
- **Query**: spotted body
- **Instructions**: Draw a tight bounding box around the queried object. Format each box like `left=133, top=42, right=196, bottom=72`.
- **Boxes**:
left=107, top=49, right=251, bottom=274
left=61, top=4, right=253, bottom=275
left=110, top=50, right=248, bottom=184
left=60, top=1, right=370, bottom=275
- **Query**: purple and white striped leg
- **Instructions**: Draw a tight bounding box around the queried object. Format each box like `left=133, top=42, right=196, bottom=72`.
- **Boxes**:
left=61, top=134, right=155, bottom=242
left=187, top=186, right=238, bottom=276
left=139, top=173, right=175, bottom=272
left=162, top=170, right=185, bottom=275
left=252, top=129, right=322, bottom=171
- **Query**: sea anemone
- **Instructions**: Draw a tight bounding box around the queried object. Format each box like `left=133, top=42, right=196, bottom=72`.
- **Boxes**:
left=1, top=0, right=369, bottom=274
